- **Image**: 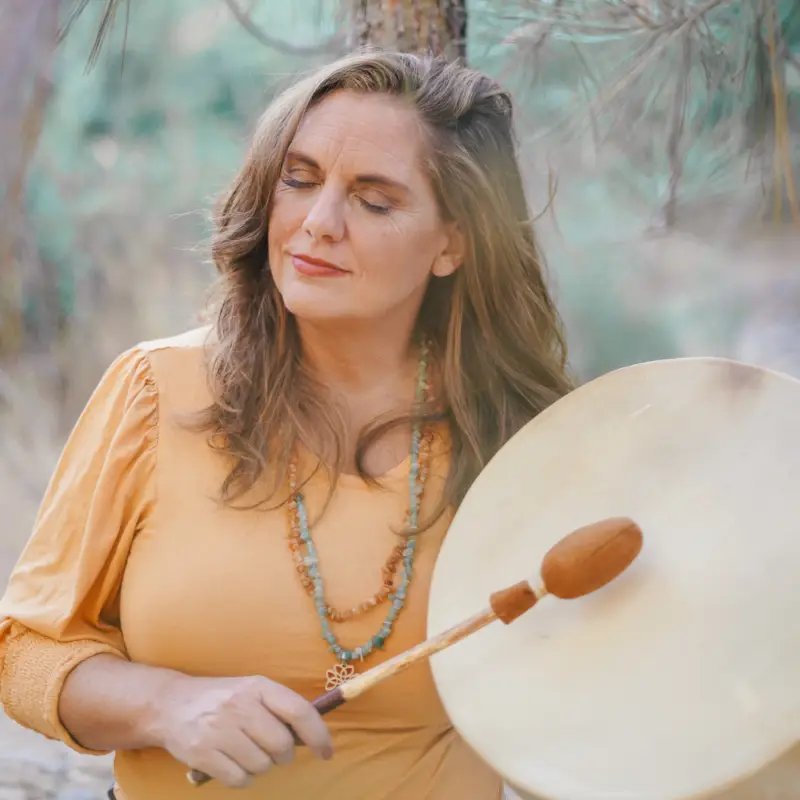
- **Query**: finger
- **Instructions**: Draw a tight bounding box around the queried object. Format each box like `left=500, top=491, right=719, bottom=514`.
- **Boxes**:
left=259, top=683, right=334, bottom=761
left=243, top=712, right=297, bottom=767
left=219, top=729, right=274, bottom=776
left=190, top=750, right=253, bottom=790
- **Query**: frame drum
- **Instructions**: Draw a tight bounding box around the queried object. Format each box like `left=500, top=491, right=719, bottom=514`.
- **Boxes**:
left=428, top=358, right=800, bottom=800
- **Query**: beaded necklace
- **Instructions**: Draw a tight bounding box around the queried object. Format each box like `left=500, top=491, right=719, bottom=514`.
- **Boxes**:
left=286, top=342, right=434, bottom=690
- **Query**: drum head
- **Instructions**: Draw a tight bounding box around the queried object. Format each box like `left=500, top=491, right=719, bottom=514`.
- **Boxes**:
left=428, top=358, right=800, bottom=800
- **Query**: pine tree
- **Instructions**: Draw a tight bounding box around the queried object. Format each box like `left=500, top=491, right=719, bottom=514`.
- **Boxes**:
left=346, top=0, right=466, bottom=60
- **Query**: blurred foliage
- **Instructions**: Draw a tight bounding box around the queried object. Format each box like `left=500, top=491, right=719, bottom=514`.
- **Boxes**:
left=478, top=0, right=800, bottom=219
left=25, top=2, right=332, bottom=299
left=470, top=0, right=800, bottom=377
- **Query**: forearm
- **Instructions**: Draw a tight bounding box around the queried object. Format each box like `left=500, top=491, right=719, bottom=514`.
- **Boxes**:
left=59, top=653, right=184, bottom=752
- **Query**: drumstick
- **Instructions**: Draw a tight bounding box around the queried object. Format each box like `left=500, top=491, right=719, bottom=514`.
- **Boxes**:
left=187, top=516, right=642, bottom=787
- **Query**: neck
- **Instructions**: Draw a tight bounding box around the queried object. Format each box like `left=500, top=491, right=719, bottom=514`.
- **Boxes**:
left=296, top=317, right=421, bottom=394
left=293, top=315, right=431, bottom=476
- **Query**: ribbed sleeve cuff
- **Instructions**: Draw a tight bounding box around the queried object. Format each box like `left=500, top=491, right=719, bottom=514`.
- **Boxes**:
left=0, top=623, right=124, bottom=755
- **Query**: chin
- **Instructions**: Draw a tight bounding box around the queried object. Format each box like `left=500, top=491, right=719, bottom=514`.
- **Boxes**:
left=280, top=288, right=357, bottom=322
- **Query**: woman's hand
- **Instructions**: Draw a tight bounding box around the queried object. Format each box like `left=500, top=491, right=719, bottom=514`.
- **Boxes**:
left=153, top=674, right=334, bottom=788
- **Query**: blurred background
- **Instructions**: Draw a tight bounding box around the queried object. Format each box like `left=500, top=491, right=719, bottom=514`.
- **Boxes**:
left=0, top=1, right=798, bottom=796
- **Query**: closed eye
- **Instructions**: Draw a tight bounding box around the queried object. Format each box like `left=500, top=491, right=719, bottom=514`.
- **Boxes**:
left=281, top=167, right=393, bottom=215
left=282, top=176, right=316, bottom=189
left=357, top=196, right=391, bottom=215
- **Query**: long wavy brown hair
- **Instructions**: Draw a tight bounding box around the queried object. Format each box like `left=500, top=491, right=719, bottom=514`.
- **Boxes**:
left=196, top=49, right=574, bottom=532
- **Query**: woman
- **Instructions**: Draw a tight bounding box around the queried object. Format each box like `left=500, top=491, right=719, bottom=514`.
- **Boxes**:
left=0, top=50, right=572, bottom=799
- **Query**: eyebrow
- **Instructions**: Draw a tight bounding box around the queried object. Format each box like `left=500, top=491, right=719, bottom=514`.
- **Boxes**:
left=285, top=149, right=412, bottom=195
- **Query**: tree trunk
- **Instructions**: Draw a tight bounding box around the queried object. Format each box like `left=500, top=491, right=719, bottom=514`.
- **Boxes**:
left=347, top=0, right=467, bottom=61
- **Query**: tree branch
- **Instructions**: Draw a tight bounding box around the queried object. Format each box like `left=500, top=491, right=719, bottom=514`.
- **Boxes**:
left=221, top=0, right=345, bottom=56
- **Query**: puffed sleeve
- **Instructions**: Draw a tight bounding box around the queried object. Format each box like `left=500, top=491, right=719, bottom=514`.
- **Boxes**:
left=0, top=346, right=158, bottom=753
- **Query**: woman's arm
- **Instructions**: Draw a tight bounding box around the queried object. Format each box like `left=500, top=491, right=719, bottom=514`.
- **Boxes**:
left=59, top=653, right=334, bottom=788
left=0, top=348, right=158, bottom=753
left=58, top=653, right=177, bottom=752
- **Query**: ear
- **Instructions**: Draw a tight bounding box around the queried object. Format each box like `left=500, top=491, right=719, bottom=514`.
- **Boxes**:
left=431, top=221, right=466, bottom=278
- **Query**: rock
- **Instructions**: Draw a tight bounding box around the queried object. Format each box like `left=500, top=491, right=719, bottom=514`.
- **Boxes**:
left=0, top=789, right=29, bottom=800
left=0, top=711, right=113, bottom=798
left=0, top=755, right=63, bottom=796
left=55, top=791, right=104, bottom=800
left=64, top=754, right=113, bottom=785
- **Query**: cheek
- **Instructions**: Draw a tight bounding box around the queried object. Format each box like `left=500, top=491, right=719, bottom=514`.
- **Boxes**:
left=268, top=195, right=298, bottom=249
left=267, top=195, right=305, bottom=279
left=359, top=219, right=441, bottom=285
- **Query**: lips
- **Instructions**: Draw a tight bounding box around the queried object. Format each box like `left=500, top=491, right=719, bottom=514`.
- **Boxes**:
left=291, top=253, right=347, bottom=278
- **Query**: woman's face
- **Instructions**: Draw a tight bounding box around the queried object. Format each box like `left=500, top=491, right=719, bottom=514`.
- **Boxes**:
left=268, top=89, right=462, bottom=326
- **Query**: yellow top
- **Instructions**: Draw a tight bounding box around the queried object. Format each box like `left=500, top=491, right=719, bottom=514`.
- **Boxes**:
left=0, top=327, right=502, bottom=800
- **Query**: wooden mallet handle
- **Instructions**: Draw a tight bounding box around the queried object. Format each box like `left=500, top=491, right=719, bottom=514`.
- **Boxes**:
left=187, top=516, right=642, bottom=787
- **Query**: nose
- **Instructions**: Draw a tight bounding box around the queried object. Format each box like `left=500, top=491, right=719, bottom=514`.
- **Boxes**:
left=302, top=184, right=346, bottom=243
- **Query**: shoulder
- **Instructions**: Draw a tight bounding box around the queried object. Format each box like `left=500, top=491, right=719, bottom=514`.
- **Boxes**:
left=129, top=323, right=215, bottom=378
left=137, top=324, right=215, bottom=356
left=127, top=324, right=216, bottom=412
